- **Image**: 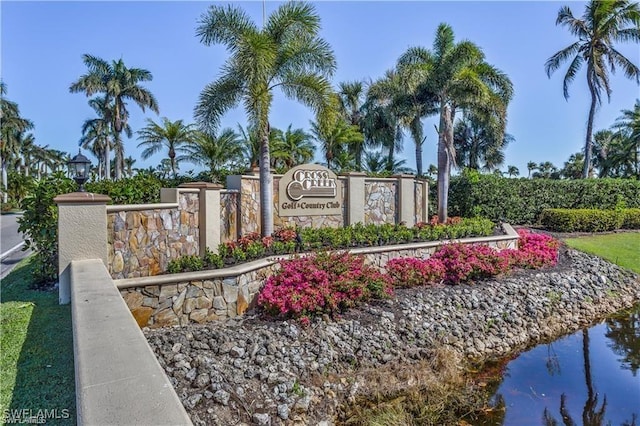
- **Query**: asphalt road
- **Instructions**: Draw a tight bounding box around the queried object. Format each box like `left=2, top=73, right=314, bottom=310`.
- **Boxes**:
left=1, top=213, right=30, bottom=280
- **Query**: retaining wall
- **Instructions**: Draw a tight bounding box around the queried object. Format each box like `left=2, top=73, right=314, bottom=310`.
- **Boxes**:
left=117, top=224, right=519, bottom=328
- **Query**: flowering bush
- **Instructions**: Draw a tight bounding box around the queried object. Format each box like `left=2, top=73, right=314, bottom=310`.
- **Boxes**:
left=386, top=257, right=446, bottom=287
left=258, top=251, right=393, bottom=320
left=508, top=229, right=559, bottom=269
left=386, top=230, right=559, bottom=287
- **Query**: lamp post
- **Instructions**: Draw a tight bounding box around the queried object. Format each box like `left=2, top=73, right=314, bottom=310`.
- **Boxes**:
left=68, top=149, right=91, bottom=192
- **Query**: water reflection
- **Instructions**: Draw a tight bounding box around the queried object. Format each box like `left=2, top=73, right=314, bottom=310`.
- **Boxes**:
left=483, top=306, right=640, bottom=426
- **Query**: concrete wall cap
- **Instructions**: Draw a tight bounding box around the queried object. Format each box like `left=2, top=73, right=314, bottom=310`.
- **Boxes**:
left=339, top=171, right=367, bottom=176
left=392, top=173, right=417, bottom=178
left=179, top=181, right=223, bottom=189
left=54, top=192, right=111, bottom=204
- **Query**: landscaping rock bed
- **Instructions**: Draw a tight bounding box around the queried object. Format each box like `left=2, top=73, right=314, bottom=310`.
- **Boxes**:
left=144, top=247, right=640, bottom=425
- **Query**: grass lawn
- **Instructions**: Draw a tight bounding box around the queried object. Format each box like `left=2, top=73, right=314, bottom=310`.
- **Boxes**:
left=564, top=232, right=640, bottom=274
left=0, top=257, right=75, bottom=425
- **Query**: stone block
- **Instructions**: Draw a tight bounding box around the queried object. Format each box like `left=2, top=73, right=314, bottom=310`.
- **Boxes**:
left=156, top=308, right=179, bottom=327
left=222, top=281, right=238, bottom=304
left=227, top=302, right=237, bottom=318
left=186, top=285, right=203, bottom=299
left=212, top=296, right=226, bottom=310
left=190, top=309, right=209, bottom=323
left=143, top=285, right=160, bottom=297
left=113, top=252, right=124, bottom=273
left=195, top=296, right=212, bottom=310
left=184, top=298, right=196, bottom=314
left=173, top=289, right=187, bottom=313
left=131, top=307, right=153, bottom=327
left=237, top=292, right=249, bottom=315
left=142, top=297, right=159, bottom=309
left=123, top=291, right=144, bottom=309
left=159, top=284, right=178, bottom=299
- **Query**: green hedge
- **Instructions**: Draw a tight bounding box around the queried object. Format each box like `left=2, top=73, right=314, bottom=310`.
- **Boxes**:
left=540, top=208, right=640, bottom=232
left=623, top=209, right=640, bottom=229
left=446, top=170, right=640, bottom=224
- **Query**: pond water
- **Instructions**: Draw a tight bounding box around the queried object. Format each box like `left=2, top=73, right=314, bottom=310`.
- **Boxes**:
left=480, top=305, right=640, bottom=425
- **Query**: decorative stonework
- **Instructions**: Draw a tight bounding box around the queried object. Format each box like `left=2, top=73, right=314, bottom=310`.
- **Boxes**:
left=120, top=264, right=280, bottom=328
left=364, top=180, right=397, bottom=225
left=107, top=191, right=199, bottom=279
left=119, top=228, right=519, bottom=328
left=220, top=191, right=239, bottom=242
left=415, top=182, right=424, bottom=224
left=239, top=178, right=261, bottom=235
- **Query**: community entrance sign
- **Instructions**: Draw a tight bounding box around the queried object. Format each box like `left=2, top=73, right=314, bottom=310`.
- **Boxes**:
left=278, top=164, right=341, bottom=217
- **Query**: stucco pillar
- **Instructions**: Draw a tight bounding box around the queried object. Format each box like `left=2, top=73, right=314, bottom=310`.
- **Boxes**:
left=395, top=174, right=416, bottom=227
left=54, top=192, right=111, bottom=305
left=179, top=182, right=223, bottom=254
left=343, top=172, right=366, bottom=225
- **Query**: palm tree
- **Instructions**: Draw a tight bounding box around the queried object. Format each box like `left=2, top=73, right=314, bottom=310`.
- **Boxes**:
left=195, top=2, right=336, bottom=237
left=1, top=83, right=34, bottom=203
left=310, top=118, right=363, bottom=170
left=545, top=0, right=640, bottom=178
left=533, top=161, right=560, bottom=179
left=507, top=165, right=519, bottom=177
left=271, top=125, right=315, bottom=170
left=527, top=161, right=538, bottom=178
left=363, top=150, right=413, bottom=175
left=362, top=70, right=407, bottom=171
left=398, top=23, right=513, bottom=222
left=179, top=128, right=244, bottom=182
left=560, top=152, right=585, bottom=179
left=70, top=54, right=159, bottom=180
left=136, top=117, right=196, bottom=179
left=611, top=100, right=640, bottom=177
left=453, top=111, right=514, bottom=172
left=337, top=80, right=367, bottom=169
left=79, top=95, right=113, bottom=179
left=123, top=156, right=137, bottom=177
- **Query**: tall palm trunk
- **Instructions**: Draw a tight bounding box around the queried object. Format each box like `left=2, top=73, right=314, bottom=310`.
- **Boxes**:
left=169, top=148, right=177, bottom=180
left=583, top=68, right=597, bottom=178
left=259, top=123, right=273, bottom=237
left=437, top=103, right=454, bottom=223
left=104, top=139, right=111, bottom=180
left=114, top=133, right=123, bottom=180
left=415, top=141, right=423, bottom=176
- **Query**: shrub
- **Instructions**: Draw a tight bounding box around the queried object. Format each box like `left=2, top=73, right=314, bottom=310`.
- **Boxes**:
left=622, top=208, right=640, bottom=229
left=386, top=257, right=446, bottom=287
left=18, top=172, right=76, bottom=285
left=447, top=169, right=640, bottom=224
left=540, top=209, right=625, bottom=232
left=85, top=172, right=163, bottom=204
left=166, top=255, right=204, bottom=273
left=386, top=230, right=558, bottom=287
left=258, top=251, right=393, bottom=320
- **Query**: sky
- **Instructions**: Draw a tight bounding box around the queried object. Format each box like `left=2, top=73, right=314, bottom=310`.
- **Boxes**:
left=2, top=1, right=639, bottom=176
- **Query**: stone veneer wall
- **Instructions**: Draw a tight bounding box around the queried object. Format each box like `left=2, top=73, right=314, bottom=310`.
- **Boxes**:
left=273, top=175, right=346, bottom=230
left=120, top=263, right=279, bottom=328
left=220, top=190, right=239, bottom=242
left=119, top=233, right=518, bottom=328
left=364, top=180, right=398, bottom=225
left=239, top=178, right=261, bottom=236
left=107, top=191, right=199, bottom=279
left=415, top=182, right=424, bottom=224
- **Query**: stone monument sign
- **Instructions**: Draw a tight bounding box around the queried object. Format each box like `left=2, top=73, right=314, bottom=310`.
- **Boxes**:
left=278, top=164, right=341, bottom=217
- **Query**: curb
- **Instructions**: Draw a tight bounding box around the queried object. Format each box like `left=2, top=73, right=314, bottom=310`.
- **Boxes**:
left=0, top=242, right=25, bottom=261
